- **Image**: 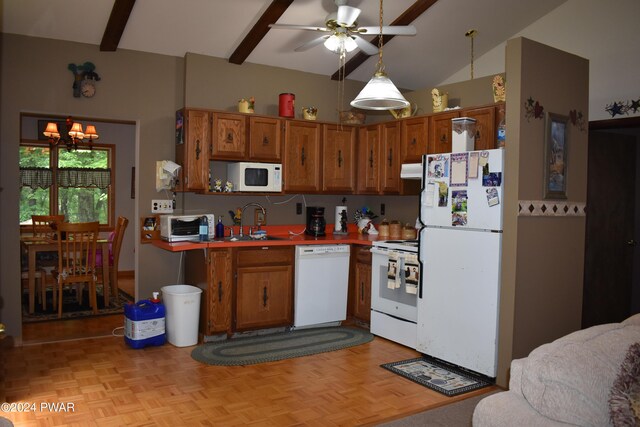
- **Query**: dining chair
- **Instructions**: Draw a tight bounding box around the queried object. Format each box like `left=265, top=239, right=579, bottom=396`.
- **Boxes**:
left=95, top=216, right=129, bottom=306
left=31, top=215, right=65, bottom=240
left=20, top=268, right=56, bottom=310
left=53, top=221, right=99, bottom=318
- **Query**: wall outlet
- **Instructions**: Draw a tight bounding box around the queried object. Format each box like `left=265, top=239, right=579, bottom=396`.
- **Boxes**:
left=296, top=203, right=302, bottom=215
left=152, top=199, right=173, bottom=213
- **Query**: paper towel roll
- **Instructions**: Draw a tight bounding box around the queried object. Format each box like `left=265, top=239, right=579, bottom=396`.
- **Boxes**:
left=334, top=206, right=347, bottom=233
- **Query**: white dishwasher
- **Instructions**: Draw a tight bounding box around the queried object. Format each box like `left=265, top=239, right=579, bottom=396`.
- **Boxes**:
left=294, top=245, right=351, bottom=328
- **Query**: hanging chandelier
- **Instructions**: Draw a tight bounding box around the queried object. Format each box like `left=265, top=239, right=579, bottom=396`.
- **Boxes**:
left=43, top=116, right=99, bottom=151
left=350, top=0, right=409, bottom=111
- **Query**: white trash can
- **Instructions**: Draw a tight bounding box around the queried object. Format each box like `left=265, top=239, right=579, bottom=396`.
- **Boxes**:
left=161, top=285, right=202, bottom=347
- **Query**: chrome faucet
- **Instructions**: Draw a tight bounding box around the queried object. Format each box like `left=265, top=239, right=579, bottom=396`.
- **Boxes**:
left=239, top=202, right=266, bottom=237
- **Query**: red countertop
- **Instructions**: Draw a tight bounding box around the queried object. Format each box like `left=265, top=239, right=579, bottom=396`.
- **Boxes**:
left=151, top=223, right=385, bottom=252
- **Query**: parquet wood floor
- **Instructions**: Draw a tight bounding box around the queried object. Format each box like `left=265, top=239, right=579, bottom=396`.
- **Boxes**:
left=2, top=332, right=495, bottom=426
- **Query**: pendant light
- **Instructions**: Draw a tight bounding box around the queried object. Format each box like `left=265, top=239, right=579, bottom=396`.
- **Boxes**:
left=350, top=0, right=409, bottom=110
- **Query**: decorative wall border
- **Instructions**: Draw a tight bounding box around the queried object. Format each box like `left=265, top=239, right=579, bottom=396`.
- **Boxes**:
left=518, top=200, right=586, bottom=217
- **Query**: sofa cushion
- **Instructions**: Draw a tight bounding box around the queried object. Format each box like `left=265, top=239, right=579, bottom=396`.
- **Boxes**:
left=609, top=342, right=640, bottom=426
left=520, top=315, right=640, bottom=426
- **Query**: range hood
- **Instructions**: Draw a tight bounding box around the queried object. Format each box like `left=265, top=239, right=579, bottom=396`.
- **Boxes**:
left=400, top=163, right=422, bottom=180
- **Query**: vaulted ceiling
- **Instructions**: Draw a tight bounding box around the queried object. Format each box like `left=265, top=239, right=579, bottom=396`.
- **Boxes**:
left=2, top=0, right=566, bottom=90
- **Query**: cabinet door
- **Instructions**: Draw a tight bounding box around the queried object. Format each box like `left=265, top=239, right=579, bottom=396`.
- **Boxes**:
left=208, top=249, right=232, bottom=334
left=357, top=125, right=380, bottom=193
left=322, top=124, right=356, bottom=192
left=283, top=120, right=321, bottom=192
left=429, top=111, right=460, bottom=154
left=401, top=116, right=429, bottom=163
left=462, top=105, right=497, bottom=151
left=212, top=113, right=247, bottom=159
left=235, top=265, right=293, bottom=330
left=354, top=262, right=371, bottom=323
left=175, top=109, right=210, bottom=192
left=380, top=121, right=401, bottom=194
left=249, top=116, right=281, bottom=161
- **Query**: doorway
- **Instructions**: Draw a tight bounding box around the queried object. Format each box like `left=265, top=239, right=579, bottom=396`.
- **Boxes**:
left=583, top=116, right=640, bottom=328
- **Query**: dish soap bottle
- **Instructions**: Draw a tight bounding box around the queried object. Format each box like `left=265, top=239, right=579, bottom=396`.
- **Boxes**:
left=215, top=216, right=224, bottom=240
left=199, top=216, right=208, bottom=242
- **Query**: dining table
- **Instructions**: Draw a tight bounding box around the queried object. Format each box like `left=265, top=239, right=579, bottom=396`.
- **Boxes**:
left=21, top=237, right=111, bottom=314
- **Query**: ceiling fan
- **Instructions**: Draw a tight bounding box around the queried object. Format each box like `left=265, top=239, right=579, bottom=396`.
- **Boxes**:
left=268, top=0, right=416, bottom=56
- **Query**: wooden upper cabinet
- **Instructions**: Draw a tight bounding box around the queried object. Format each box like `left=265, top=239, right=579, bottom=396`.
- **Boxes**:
left=212, top=113, right=247, bottom=159
left=401, top=116, right=429, bottom=163
left=461, top=105, right=497, bottom=151
left=380, top=121, right=401, bottom=194
left=357, top=124, right=380, bottom=194
left=248, top=116, right=281, bottom=161
left=175, top=108, right=210, bottom=192
left=429, top=111, right=460, bottom=154
left=322, top=124, right=356, bottom=193
left=283, top=120, right=322, bottom=192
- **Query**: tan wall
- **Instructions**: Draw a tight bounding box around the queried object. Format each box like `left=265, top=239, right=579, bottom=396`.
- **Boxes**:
left=497, top=37, right=588, bottom=386
left=0, top=34, right=184, bottom=341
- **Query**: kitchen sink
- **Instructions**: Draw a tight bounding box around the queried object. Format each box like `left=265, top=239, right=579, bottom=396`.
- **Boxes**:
left=224, top=235, right=287, bottom=242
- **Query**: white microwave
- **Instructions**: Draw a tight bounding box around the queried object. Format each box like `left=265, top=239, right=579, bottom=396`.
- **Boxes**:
left=227, top=162, right=282, bottom=192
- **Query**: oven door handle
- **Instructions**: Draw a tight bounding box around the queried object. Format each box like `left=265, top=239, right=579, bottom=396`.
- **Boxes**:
left=370, top=247, right=390, bottom=256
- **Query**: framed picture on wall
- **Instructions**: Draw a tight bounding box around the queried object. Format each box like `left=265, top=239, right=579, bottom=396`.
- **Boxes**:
left=543, top=112, right=569, bottom=199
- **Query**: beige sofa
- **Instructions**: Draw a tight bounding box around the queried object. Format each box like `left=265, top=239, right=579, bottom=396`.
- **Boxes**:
left=473, top=314, right=640, bottom=426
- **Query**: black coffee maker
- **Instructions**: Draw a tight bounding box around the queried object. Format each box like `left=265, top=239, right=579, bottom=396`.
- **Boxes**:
left=305, top=206, right=326, bottom=236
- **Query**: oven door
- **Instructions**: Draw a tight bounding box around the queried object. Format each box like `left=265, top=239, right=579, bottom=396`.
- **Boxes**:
left=370, top=247, right=418, bottom=322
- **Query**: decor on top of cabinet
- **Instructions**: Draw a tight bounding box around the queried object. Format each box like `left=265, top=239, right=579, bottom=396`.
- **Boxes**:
left=238, top=97, right=255, bottom=113
left=302, top=107, right=318, bottom=120
left=431, top=88, right=448, bottom=113
left=339, top=110, right=366, bottom=124
left=492, top=75, right=506, bottom=103
left=389, top=103, right=418, bottom=119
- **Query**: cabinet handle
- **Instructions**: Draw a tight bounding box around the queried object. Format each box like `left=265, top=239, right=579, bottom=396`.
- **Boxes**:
left=338, top=150, right=343, bottom=167
left=360, top=281, right=364, bottom=302
left=411, top=137, right=417, bottom=146
left=218, top=280, right=222, bottom=302
left=440, top=134, right=447, bottom=143
left=301, top=146, right=306, bottom=166
left=476, top=130, right=481, bottom=139
left=263, top=286, right=268, bottom=307
left=369, top=149, right=374, bottom=169
left=226, top=132, right=234, bottom=143
left=388, top=148, right=393, bottom=167
left=195, top=139, right=201, bottom=160
left=263, top=136, right=269, bottom=145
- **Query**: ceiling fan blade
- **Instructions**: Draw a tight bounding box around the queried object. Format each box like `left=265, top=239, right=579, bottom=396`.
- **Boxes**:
left=357, top=25, right=417, bottom=36
left=352, top=35, right=378, bottom=56
left=269, top=24, right=330, bottom=32
left=294, top=35, right=330, bottom=52
left=336, top=5, right=361, bottom=27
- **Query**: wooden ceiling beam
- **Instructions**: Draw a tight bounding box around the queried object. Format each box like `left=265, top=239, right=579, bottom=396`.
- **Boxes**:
left=229, top=0, right=295, bottom=65
left=331, top=0, right=438, bottom=81
left=100, top=0, right=136, bottom=51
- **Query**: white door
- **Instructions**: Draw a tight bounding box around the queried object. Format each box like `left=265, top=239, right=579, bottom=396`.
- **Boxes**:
left=417, top=227, right=502, bottom=377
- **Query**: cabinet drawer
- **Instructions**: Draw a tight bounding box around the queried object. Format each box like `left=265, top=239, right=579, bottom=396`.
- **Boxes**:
left=236, top=246, right=293, bottom=266
left=355, top=246, right=372, bottom=263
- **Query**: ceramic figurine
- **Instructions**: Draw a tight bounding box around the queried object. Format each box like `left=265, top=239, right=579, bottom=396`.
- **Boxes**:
left=213, top=178, right=223, bottom=192
left=224, top=181, right=233, bottom=192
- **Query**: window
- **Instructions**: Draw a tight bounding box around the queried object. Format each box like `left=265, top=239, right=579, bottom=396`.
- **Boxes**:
left=19, top=144, right=115, bottom=229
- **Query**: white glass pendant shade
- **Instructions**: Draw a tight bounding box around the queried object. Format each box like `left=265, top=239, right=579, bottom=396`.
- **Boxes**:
left=350, top=71, right=409, bottom=110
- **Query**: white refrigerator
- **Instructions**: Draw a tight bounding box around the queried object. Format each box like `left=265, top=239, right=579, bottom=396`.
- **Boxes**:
left=417, top=148, right=504, bottom=378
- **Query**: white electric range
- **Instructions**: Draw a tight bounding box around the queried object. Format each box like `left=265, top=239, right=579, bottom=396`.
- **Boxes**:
left=370, top=239, right=420, bottom=349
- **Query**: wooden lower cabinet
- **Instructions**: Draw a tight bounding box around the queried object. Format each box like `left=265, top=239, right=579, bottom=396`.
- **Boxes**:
left=185, top=248, right=232, bottom=336
left=351, top=246, right=372, bottom=323
left=234, top=246, right=293, bottom=331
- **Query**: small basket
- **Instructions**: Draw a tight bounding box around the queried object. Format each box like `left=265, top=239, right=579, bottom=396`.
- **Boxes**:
left=339, top=110, right=366, bottom=125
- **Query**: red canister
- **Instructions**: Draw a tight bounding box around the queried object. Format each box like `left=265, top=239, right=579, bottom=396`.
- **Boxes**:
left=279, top=93, right=295, bottom=118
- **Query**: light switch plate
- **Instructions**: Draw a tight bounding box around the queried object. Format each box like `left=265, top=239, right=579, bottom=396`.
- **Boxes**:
left=152, top=199, right=173, bottom=213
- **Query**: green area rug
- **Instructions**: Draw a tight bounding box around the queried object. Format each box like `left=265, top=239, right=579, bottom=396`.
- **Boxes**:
left=191, top=326, right=374, bottom=366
